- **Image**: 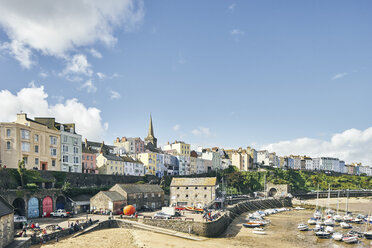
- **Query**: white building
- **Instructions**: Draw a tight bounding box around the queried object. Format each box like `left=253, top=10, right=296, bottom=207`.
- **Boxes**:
left=196, top=157, right=206, bottom=174
left=177, top=155, right=190, bottom=175
left=60, top=125, right=82, bottom=173
left=292, top=157, right=301, bottom=170
left=201, top=151, right=222, bottom=170
left=156, top=153, right=166, bottom=178
left=257, top=150, right=270, bottom=166
left=305, top=159, right=313, bottom=170
left=312, top=158, right=320, bottom=170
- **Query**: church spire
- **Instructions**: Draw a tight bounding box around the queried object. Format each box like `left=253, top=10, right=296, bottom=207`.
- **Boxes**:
left=148, top=114, right=154, bottom=137
left=144, top=114, right=157, bottom=148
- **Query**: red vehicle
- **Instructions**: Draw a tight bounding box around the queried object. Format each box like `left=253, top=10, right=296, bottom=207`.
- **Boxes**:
left=175, top=206, right=185, bottom=211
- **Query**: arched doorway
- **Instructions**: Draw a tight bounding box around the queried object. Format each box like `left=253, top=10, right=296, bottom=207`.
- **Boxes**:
left=42, top=196, right=53, bottom=217
left=268, top=188, right=278, bottom=197
left=12, top=198, right=26, bottom=216
left=28, top=197, right=39, bottom=218
left=56, top=196, right=66, bottom=210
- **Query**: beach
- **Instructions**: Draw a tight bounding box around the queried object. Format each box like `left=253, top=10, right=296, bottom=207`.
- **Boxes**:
left=38, top=197, right=372, bottom=248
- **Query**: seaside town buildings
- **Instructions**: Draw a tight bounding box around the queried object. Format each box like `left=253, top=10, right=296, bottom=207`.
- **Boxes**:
left=0, top=112, right=371, bottom=177
left=0, top=195, right=14, bottom=248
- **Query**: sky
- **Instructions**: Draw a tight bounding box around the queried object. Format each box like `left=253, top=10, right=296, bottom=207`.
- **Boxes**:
left=0, top=0, right=371, bottom=165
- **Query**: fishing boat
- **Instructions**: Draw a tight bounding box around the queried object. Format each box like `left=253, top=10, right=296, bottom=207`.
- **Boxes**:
left=308, top=218, right=317, bottom=225
left=297, top=223, right=309, bottom=231
left=243, top=222, right=261, bottom=228
left=340, top=222, right=352, bottom=229
left=325, top=226, right=334, bottom=233
left=315, top=230, right=331, bottom=239
left=342, top=235, right=358, bottom=244
left=332, top=232, right=343, bottom=241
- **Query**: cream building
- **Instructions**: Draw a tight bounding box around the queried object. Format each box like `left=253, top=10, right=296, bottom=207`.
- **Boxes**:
left=163, top=141, right=190, bottom=157
left=137, top=152, right=157, bottom=175
left=0, top=113, right=60, bottom=171
left=96, top=153, right=124, bottom=175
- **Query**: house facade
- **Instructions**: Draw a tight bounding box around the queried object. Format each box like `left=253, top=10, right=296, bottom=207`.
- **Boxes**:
left=90, top=191, right=126, bottom=214
left=0, top=195, right=14, bottom=248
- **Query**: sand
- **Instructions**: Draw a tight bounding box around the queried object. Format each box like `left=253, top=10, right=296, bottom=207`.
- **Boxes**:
left=39, top=198, right=372, bottom=248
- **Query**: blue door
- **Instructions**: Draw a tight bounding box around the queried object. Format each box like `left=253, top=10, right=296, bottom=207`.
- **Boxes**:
left=28, top=197, right=39, bottom=218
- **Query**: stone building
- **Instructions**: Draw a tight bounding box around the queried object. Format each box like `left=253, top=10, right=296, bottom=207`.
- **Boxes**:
left=0, top=195, right=14, bottom=248
left=170, top=177, right=217, bottom=208
left=110, top=184, right=164, bottom=210
left=90, top=191, right=126, bottom=214
left=144, top=115, right=157, bottom=148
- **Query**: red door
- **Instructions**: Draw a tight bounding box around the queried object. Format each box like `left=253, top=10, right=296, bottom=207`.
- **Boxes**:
left=42, top=196, right=53, bottom=217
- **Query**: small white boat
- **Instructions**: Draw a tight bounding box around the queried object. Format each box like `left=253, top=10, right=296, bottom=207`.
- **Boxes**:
left=298, top=223, right=309, bottom=231
left=332, top=232, right=343, bottom=241
left=313, top=210, right=322, bottom=219
left=351, top=217, right=363, bottom=224
left=325, top=226, right=334, bottom=233
left=343, top=215, right=353, bottom=222
left=364, top=231, right=372, bottom=240
left=308, top=218, right=317, bottom=225
left=340, top=222, right=352, bottom=229
left=294, top=206, right=305, bottom=210
left=324, top=218, right=335, bottom=226
left=333, top=215, right=342, bottom=222
left=342, top=235, right=358, bottom=244
left=252, top=227, right=267, bottom=235
left=313, top=223, right=322, bottom=232
left=315, top=230, right=331, bottom=239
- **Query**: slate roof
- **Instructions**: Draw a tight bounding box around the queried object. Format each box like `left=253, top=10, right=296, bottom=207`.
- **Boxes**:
left=101, top=191, right=126, bottom=201
left=103, top=153, right=123, bottom=162
left=170, top=177, right=217, bottom=187
left=0, top=195, right=13, bottom=217
left=114, top=184, right=164, bottom=194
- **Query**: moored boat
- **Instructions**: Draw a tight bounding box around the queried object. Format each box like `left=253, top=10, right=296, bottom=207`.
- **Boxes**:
left=340, top=222, right=352, bottom=229
left=297, top=223, right=309, bottom=231
left=308, top=218, right=317, bottom=225
left=324, top=218, right=335, bottom=226
left=332, top=232, right=343, bottom=241
left=315, top=230, right=331, bottom=239
left=243, top=222, right=261, bottom=228
left=342, top=235, right=358, bottom=244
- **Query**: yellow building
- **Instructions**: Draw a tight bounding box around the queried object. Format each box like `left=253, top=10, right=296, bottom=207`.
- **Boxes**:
left=163, top=141, right=190, bottom=157
left=0, top=113, right=61, bottom=171
left=96, top=153, right=125, bottom=175
left=137, top=152, right=156, bottom=175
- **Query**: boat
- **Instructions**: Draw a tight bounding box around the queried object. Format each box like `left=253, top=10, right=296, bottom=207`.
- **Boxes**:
left=333, top=215, right=342, bottom=222
left=252, top=230, right=267, bottom=235
left=294, top=206, right=305, bottom=210
left=333, top=191, right=342, bottom=222
left=254, top=227, right=265, bottom=231
left=332, top=232, right=343, bottom=241
left=313, top=223, right=321, bottom=232
left=351, top=217, right=363, bottom=224
left=315, top=230, right=331, bottom=239
left=342, top=235, right=358, bottom=244
left=325, top=226, right=334, bottom=233
left=324, top=218, right=335, bottom=226
left=343, top=214, right=354, bottom=222
left=340, top=222, right=352, bottom=229
left=363, top=212, right=372, bottom=239
left=243, top=222, right=261, bottom=228
left=364, top=232, right=372, bottom=240
left=308, top=218, right=317, bottom=225
left=297, top=223, right=309, bottom=231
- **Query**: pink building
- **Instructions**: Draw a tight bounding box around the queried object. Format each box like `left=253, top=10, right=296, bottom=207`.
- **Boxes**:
left=82, top=141, right=98, bottom=174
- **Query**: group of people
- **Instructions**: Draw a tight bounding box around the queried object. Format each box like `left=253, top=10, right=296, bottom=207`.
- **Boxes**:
left=203, top=211, right=221, bottom=221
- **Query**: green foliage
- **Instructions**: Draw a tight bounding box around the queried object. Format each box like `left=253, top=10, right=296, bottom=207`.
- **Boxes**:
left=52, top=171, right=67, bottom=188
left=16, top=190, right=24, bottom=198
left=63, top=186, right=111, bottom=197
left=62, top=181, right=72, bottom=193
left=135, top=181, right=145, bottom=184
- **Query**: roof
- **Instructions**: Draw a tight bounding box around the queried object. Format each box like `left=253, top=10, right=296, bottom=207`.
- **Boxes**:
left=0, top=195, right=13, bottom=217
left=101, top=191, right=126, bottom=201
left=103, top=153, right=123, bottom=162
left=71, top=194, right=92, bottom=202
left=120, top=156, right=143, bottom=164
left=114, top=184, right=164, bottom=194
left=170, top=177, right=217, bottom=187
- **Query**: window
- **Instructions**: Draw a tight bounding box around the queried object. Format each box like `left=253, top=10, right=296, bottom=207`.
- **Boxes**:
left=195, top=187, right=198, bottom=189
left=21, top=129, right=30, bottom=139
left=90, top=163, right=93, bottom=169
left=21, top=142, right=30, bottom=152
left=63, top=155, right=69, bottom=163
left=152, top=193, right=155, bottom=197
left=34, top=145, right=39, bottom=153
left=144, top=193, right=148, bottom=198
left=52, top=160, right=56, bottom=167
left=35, top=158, right=39, bottom=165
left=82, top=155, right=85, bottom=160
left=50, top=136, right=57, bottom=145
left=204, top=195, right=207, bottom=198
left=185, top=194, right=189, bottom=198
left=63, top=145, right=68, bottom=152
left=34, top=134, right=39, bottom=142
left=74, top=157, right=79, bottom=164
left=6, top=141, right=11, bottom=150
left=177, top=194, right=180, bottom=197
left=186, top=187, right=189, bottom=190
left=63, top=136, right=68, bottom=142
left=50, top=148, right=57, bottom=156
left=204, top=187, right=207, bottom=190
left=74, top=147, right=79, bottom=154
left=90, top=156, right=93, bottom=160
left=177, top=187, right=180, bottom=189
left=23, top=157, right=28, bottom=164
left=158, top=193, right=161, bottom=197
left=6, top=129, right=11, bottom=137
left=73, top=138, right=78, bottom=145
left=195, top=194, right=198, bottom=198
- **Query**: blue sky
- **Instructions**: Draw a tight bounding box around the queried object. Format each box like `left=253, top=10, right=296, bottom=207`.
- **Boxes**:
left=0, top=0, right=371, bottom=164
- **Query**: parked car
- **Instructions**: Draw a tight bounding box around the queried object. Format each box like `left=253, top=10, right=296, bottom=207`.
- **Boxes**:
left=154, top=212, right=172, bottom=219
left=50, top=209, right=71, bottom=217
left=14, top=215, right=27, bottom=223
left=139, top=205, right=153, bottom=212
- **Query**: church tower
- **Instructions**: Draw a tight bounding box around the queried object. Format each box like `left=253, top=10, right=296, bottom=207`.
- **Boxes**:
left=144, top=114, right=157, bottom=148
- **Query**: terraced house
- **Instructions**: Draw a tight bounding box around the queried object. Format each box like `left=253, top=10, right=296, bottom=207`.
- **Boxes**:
left=0, top=113, right=61, bottom=171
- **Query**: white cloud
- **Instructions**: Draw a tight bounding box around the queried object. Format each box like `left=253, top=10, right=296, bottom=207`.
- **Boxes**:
left=88, top=48, right=102, bottom=58
left=231, top=29, right=245, bottom=36
left=173, top=124, right=180, bottom=131
left=110, top=90, right=121, bottom=99
left=0, top=40, right=33, bottom=68
left=0, top=84, right=107, bottom=140
left=331, top=72, right=348, bottom=80
left=0, top=0, right=144, bottom=66
left=96, top=72, right=106, bottom=79
left=192, top=127, right=211, bottom=137
left=80, top=79, right=97, bottom=93
left=261, top=127, right=372, bottom=165
left=228, top=3, right=236, bottom=12
left=62, top=54, right=92, bottom=77
left=39, top=71, right=48, bottom=78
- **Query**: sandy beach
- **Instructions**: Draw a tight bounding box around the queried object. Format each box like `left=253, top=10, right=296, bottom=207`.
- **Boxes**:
left=38, top=198, right=372, bottom=248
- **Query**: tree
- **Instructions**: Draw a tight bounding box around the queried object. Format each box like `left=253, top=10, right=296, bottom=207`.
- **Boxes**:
left=17, top=159, right=26, bottom=188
